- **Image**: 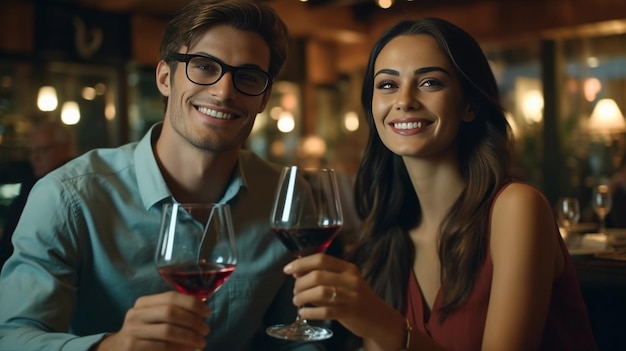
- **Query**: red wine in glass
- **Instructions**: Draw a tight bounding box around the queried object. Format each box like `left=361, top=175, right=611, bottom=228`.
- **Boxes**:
left=266, top=166, right=343, bottom=341
left=158, top=262, right=236, bottom=301
left=274, top=226, right=341, bottom=258
left=155, top=203, right=237, bottom=303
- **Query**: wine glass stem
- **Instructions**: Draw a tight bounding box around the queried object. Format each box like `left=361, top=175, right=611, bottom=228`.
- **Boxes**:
left=599, top=215, right=607, bottom=235
left=291, top=264, right=310, bottom=328
left=293, top=307, right=308, bottom=327
left=281, top=306, right=312, bottom=335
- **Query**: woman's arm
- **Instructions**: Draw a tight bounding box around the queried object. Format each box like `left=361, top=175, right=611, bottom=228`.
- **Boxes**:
left=483, top=183, right=563, bottom=351
left=284, top=254, right=446, bottom=351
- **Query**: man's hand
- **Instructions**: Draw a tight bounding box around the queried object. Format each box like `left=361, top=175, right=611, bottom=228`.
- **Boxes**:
left=93, top=291, right=210, bottom=351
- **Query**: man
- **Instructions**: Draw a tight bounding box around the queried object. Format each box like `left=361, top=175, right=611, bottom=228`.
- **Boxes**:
left=28, top=121, right=78, bottom=179
left=0, top=1, right=321, bottom=350
left=0, top=120, right=76, bottom=269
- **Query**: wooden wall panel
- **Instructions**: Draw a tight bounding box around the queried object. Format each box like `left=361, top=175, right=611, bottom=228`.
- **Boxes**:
left=0, top=0, right=34, bottom=54
left=131, top=15, right=167, bottom=67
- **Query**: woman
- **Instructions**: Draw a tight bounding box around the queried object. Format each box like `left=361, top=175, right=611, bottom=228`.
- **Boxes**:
left=284, top=18, right=597, bottom=351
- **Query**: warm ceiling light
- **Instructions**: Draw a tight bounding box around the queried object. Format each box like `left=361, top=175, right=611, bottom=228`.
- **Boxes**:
left=583, top=77, right=602, bottom=102
left=343, top=111, right=359, bottom=132
left=105, top=101, right=116, bottom=120
left=277, top=111, right=295, bottom=133
left=377, top=0, right=394, bottom=9
left=588, top=98, right=625, bottom=133
left=299, top=135, right=327, bottom=159
left=82, top=86, right=97, bottom=100
left=61, top=101, right=81, bottom=125
left=37, top=86, right=58, bottom=111
left=521, top=89, right=544, bottom=124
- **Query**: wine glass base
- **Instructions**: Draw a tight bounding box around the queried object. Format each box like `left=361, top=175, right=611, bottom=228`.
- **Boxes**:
left=266, top=323, right=333, bottom=341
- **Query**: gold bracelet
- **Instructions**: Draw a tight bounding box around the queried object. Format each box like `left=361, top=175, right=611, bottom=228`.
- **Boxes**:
left=397, top=318, right=413, bottom=351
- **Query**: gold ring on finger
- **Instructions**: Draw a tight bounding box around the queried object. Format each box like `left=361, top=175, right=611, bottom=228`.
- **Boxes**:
left=329, top=286, right=337, bottom=304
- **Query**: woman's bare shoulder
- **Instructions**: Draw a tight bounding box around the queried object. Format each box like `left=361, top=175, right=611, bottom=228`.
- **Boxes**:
left=493, top=182, right=550, bottom=210
left=490, top=181, right=558, bottom=247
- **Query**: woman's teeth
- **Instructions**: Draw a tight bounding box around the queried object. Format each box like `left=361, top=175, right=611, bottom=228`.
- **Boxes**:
left=393, top=121, right=427, bottom=129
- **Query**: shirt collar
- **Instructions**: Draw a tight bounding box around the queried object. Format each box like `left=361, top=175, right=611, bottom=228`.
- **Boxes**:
left=134, top=122, right=248, bottom=209
left=135, top=123, right=170, bottom=210
left=222, top=157, right=247, bottom=204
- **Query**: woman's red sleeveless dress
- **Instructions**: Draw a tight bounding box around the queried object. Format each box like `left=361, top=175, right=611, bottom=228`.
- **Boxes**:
left=405, top=184, right=598, bottom=350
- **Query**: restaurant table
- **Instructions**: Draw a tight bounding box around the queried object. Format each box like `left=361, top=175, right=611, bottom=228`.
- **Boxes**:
left=572, top=252, right=626, bottom=351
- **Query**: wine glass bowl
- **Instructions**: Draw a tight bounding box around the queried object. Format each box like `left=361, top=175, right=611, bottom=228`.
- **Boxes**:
left=155, top=203, right=237, bottom=302
left=592, top=185, right=613, bottom=235
left=556, top=197, right=580, bottom=238
left=266, top=166, right=343, bottom=341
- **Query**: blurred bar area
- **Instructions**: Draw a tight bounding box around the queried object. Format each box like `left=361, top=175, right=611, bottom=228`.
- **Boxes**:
left=2, top=0, right=626, bottom=215
left=2, top=0, right=626, bottom=207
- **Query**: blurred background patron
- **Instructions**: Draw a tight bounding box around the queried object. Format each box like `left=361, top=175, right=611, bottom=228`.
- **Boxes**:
left=0, top=120, right=77, bottom=269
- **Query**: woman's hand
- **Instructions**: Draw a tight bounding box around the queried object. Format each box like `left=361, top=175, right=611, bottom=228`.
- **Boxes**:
left=284, top=253, right=405, bottom=343
left=93, top=291, right=210, bottom=351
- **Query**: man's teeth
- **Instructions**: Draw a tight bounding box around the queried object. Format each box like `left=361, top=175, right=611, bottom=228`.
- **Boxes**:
left=197, top=106, right=234, bottom=120
left=393, top=121, right=427, bottom=129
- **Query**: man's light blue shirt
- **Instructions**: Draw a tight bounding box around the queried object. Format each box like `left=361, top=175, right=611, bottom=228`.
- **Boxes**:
left=0, top=124, right=321, bottom=350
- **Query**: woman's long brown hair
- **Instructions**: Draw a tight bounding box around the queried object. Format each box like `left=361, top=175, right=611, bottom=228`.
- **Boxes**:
left=350, top=18, right=512, bottom=320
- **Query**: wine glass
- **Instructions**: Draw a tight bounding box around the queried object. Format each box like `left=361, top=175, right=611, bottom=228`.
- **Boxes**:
left=592, top=184, right=613, bottom=235
left=556, top=197, right=580, bottom=238
left=155, top=203, right=237, bottom=302
left=266, top=166, right=343, bottom=341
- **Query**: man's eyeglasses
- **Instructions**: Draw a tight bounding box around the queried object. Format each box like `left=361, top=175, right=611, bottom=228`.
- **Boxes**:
left=170, top=53, right=272, bottom=96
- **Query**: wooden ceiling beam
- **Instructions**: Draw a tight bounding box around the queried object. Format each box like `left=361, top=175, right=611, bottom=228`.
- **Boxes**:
left=368, top=0, right=626, bottom=45
left=267, top=0, right=368, bottom=44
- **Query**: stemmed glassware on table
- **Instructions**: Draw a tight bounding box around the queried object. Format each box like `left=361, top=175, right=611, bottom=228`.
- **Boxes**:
left=592, top=184, right=613, bottom=235
left=155, top=203, right=237, bottom=303
left=266, top=166, right=344, bottom=341
left=556, top=197, right=580, bottom=239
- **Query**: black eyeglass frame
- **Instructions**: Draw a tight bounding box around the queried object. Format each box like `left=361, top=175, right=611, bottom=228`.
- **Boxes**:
left=169, top=53, right=273, bottom=96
